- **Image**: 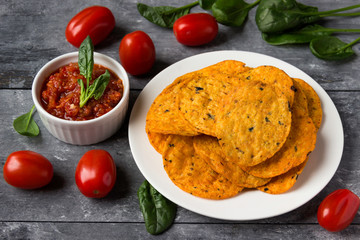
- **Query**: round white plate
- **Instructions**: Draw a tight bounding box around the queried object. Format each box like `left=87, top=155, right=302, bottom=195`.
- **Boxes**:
left=128, top=50, right=344, bottom=221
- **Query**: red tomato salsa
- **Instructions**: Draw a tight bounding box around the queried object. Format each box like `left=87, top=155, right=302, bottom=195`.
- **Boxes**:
left=41, top=63, right=123, bottom=120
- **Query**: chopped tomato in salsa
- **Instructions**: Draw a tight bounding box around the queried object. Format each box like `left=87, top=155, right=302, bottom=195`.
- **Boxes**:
left=41, top=63, right=123, bottom=120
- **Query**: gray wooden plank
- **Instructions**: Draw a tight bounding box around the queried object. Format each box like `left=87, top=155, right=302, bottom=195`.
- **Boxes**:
left=1, top=222, right=359, bottom=240
left=0, top=89, right=359, bottom=225
left=1, top=0, right=360, bottom=238
left=0, top=0, right=359, bottom=90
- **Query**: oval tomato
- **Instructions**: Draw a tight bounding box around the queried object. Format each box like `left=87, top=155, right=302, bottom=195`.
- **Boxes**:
left=173, top=13, right=218, bottom=46
left=65, top=6, right=115, bottom=48
left=75, top=149, right=116, bottom=198
left=317, top=189, right=360, bottom=232
left=119, top=31, right=156, bottom=75
left=3, top=151, right=53, bottom=189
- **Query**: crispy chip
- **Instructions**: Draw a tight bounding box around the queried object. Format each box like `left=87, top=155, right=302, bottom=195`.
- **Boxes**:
left=177, top=60, right=251, bottom=136
left=145, top=73, right=199, bottom=136
left=146, top=131, right=169, bottom=154
left=193, top=135, right=271, bottom=188
left=292, top=80, right=309, bottom=112
left=240, top=66, right=296, bottom=106
left=216, top=81, right=292, bottom=167
left=257, top=159, right=308, bottom=194
left=146, top=61, right=320, bottom=199
left=242, top=88, right=316, bottom=178
left=293, top=78, right=322, bottom=130
left=202, top=60, right=252, bottom=76
left=162, top=135, right=243, bottom=199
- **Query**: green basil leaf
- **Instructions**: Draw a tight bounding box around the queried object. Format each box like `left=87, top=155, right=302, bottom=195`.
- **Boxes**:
left=78, top=36, right=94, bottom=83
left=138, top=180, right=177, bottom=235
left=310, top=36, right=358, bottom=60
left=92, top=70, right=111, bottom=100
left=77, top=36, right=111, bottom=107
left=262, top=24, right=334, bottom=45
left=137, top=2, right=198, bottom=28
left=255, top=0, right=320, bottom=33
left=13, top=105, right=40, bottom=136
left=199, top=0, right=216, bottom=10
left=212, top=0, right=259, bottom=27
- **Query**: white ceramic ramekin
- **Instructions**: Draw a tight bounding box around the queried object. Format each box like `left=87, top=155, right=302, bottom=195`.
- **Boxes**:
left=32, top=52, right=130, bottom=145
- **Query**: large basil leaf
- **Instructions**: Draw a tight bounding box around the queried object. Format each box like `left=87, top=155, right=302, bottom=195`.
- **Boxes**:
left=212, top=0, right=260, bottom=27
left=78, top=36, right=94, bottom=83
left=255, top=0, right=320, bottom=33
left=137, top=2, right=198, bottom=28
left=137, top=180, right=177, bottom=235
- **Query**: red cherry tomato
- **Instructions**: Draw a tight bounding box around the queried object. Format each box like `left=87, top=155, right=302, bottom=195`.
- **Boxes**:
left=75, top=149, right=116, bottom=198
left=3, top=151, right=53, bottom=189
left=173, top=13, right=218, bottom=46
left=119, top=31, right=156, bottom=75
left=317, top=189, right=360, bottom=232
left=65, top=6, right=115, bottom=48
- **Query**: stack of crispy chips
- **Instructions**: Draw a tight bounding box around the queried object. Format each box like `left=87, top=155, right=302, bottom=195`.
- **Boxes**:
left=145, top=60, right=322, bottom=200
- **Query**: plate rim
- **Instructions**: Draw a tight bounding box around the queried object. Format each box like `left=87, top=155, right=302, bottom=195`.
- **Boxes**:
left=128, top=50, right=344, bottom=221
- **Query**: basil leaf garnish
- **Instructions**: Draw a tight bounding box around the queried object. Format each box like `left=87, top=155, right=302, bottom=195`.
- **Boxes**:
left=87, top=70, right=111, bottom=101
left=13, top=105, right=40, bottom=136
left=137, top=180, right=177, bottom=235
left=78, top=36, right=94, bottom=84
left=310, top=36, right=360, bottom=60
left=137, top=2, right=198, bottom=28
left=77, top=36, right=110, bottom=107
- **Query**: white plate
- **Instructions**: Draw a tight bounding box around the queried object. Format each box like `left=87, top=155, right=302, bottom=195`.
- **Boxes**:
left=128, top=51, right=344, bottom=221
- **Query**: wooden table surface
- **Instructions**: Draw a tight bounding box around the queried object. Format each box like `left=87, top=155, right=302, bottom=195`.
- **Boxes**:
left=1, top=0, right=359, bottom=239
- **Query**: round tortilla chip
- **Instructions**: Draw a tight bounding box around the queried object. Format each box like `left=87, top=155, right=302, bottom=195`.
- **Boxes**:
left=146, top=131, right=169, bottom=154
left=292, top=79, right=309, bottom=112
left=257, top=158, right=308, bottom=194
left=163, top=135, right=243, bottom=200
left=193, top=135, right=271, bottom=188
left=216, top=81, right=292, bottom=167
left=177, top=60, right=251, bottom=136
left=240, top=66, right=295, bottom=106
left=293, top=78, right=322, bottom=131
left=241, top=88, right=317, bottom=178
left=145, top=73, right=199, bottom=136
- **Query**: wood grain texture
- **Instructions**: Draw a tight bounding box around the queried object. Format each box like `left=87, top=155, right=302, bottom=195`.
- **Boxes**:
left=0, top=0, right=359, bottom=90
left=0, top=0, right=359, bottom=238
left=1, top=222, right=360, bottom=240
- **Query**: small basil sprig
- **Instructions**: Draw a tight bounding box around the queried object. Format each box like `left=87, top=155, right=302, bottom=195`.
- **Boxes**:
left=137, top=180, right=177, bottom=235
left=310, top=36, right=360, bottom=60
left=137, top=2, right=199, bottom=28
left=13, top=105, right=40, bottom=136
left=77, top=36, right=110, bottom=107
